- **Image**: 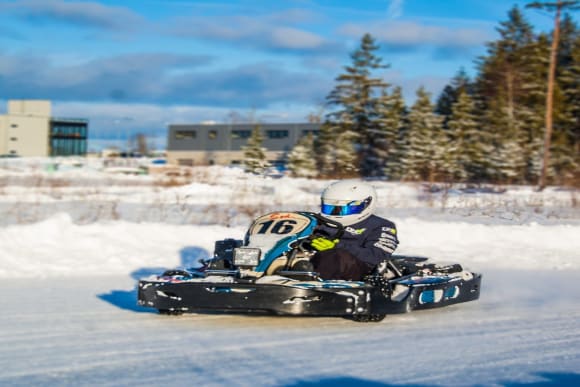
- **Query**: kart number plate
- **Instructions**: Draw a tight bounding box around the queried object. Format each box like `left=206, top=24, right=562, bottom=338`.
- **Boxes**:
left=248, top=212, right=312, bottom=236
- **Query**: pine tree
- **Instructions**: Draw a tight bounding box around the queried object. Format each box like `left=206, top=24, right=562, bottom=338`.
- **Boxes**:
left=314, top=122, right=337, bottom=177
left=335, top=131, right=360, bottom=178
left=495, top=139, right=528, bottom=182
left=364, top=90, right=393, bottom=178
left=475, top=5, right=538, bottom=183
left=325, top=33, right=390, bottom=177
left=332, top=112, right=359, bottom=178
left=482, top=94, right=528, bottom=183
left=520, top=33, right=551, bottom=183
left=435, top=68, right=473, bottom=128
left=525, top=29, right=578, bottom=185
left=376, top=86, right=407, bottom=180
left=242, top=125, right=270, bottom=174
left=315, top=117, right=359, bottom=178
left=446, top=91, right=488, bottom=182
left=476, top=5, right=535, bottom=106
left=287, top=133, right=318, bottom=178
left=526, top=1, right=580, bottom=189
left=421, top=3, right=580, bottom=186
left=402, top=87, right=445, bottom=182
left=435, top=85, right=455, bottom=120
left=556, top=13, right=580, bottom=68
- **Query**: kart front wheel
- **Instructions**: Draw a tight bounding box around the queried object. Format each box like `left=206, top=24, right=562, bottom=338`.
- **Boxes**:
left=350, top=314, right=386, bottom=323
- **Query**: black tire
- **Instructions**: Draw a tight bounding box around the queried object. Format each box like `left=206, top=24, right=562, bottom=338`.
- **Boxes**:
left=158, top=309, right=184, bottom=316
left=350, top=314, right=386, bottom=323
left=162, top=269, right=191, bottom=277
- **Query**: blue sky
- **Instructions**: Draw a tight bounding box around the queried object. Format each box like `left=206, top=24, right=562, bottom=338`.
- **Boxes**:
left=0, top=0, right=555, bottom=150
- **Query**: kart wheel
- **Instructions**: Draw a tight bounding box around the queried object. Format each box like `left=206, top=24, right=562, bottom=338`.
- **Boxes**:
left=162, top=269, right=190, bottom=277
left=158, top=309, right=184, bottom=316
left=350, top=314, right=386, bottom=323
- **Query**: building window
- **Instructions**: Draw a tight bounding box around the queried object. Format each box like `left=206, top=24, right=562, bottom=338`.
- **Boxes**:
left=49, top=122, right=88, bottom=156
left=175, top=130, right=196, bottom=140
left=231, top=130, right=251, bottom=139
left=51, top=125, right=86, bottom=139
left=302, top=130, right=319, bottom=136
left=267, top=130, right=289, bottom=139
left=10, top=124, right=18, bottom=128
left=10, top=137, right=17, bottom=141
left=178, top=159, right=194, bottom=166
left=208, top=130, right=217, bottom=139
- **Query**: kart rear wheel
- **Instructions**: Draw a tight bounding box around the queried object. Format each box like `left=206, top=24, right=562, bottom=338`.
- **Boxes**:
left=162, top=269, right=191, bottom=277
left=158, top=309, right=184, bottom=316
left=350, top=314, right=386, bottom=323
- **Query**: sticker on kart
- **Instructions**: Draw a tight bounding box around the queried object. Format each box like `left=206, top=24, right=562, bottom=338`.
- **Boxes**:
left=248, top=212, right=313, bottom=236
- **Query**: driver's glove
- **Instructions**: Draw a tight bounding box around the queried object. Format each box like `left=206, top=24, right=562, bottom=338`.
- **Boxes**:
left=311, top=237, right=339, bottom=251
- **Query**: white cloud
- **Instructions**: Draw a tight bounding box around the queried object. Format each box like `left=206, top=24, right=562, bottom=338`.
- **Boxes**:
left=271, top=27, right=327, bottom=50
left=339, top=20, right=490, bottom=49
left=168, top=12, right=335, bottom=53
left=0, top=0, right=145, bottom=31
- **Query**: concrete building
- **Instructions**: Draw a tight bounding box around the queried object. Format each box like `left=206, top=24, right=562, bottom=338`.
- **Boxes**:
left=0, top=100, right=88, bottom=157
left=166, top=122, right=320, bottom=167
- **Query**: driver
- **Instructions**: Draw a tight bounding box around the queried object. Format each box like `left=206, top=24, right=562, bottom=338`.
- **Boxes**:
left=308, top=180, right=399, bottom=281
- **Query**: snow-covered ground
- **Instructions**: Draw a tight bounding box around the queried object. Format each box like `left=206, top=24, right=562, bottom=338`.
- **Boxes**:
left=1, top=158, right=579, bottom=386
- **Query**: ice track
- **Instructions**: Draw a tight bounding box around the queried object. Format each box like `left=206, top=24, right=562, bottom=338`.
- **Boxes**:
left=1, top=270, right=580, bottom=387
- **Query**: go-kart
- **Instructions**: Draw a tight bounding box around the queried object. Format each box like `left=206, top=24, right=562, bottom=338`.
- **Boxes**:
left=138, top=211, right=481, bottom=322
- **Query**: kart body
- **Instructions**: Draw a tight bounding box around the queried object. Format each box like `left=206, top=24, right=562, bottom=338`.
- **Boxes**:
left=138, top=211, right=481, bottom=321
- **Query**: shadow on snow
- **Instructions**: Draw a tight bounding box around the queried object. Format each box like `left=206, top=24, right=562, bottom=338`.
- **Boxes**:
left=97, top=245, right=210, bottom=314
left=283, top=372, right=580, bottom=387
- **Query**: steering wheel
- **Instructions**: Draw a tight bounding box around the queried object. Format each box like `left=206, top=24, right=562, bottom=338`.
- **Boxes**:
left=303, top=212, right=344, bottom=240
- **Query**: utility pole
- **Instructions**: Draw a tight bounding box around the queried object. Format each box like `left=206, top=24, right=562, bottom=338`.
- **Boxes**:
left=526, top=1, right=580, bottom=190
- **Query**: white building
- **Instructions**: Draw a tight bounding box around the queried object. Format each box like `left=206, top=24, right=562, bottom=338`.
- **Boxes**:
left=0, top=100, right=88, bottom=157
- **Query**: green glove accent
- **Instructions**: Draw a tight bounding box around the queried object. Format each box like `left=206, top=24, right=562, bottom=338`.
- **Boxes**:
left=311, top=237, right=338, bottom=251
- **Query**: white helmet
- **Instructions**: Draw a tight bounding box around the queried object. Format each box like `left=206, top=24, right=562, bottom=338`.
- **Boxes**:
left=320, top=180, right=377, bottom=226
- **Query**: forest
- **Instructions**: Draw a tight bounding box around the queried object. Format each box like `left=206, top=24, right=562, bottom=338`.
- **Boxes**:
left=245, top=4, right=579, bottom=188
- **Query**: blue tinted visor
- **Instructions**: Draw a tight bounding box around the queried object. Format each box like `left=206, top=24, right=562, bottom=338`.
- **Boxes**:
left=321, top=197, right=372, bottom=216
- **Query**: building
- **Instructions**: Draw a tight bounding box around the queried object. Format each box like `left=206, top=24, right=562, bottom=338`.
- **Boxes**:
left=0, top=100, right=88, bottom=157
left=166, top=122, right=320, bottom=167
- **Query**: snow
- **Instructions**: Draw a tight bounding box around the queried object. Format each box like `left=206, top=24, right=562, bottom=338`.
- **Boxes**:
left=1, top=158, right=579, bottom=386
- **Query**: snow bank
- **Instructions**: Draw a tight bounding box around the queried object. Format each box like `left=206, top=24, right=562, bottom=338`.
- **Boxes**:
left=0, top=213, right=244, bottom=279
left=0, top=160, right=578, bottom=278
left=398, top=218, right=580, bottom=271
left=1, top=213, right=578, bottom=279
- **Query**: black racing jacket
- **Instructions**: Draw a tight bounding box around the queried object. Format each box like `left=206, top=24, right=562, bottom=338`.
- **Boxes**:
left=317, top=214, right=399, bottom=267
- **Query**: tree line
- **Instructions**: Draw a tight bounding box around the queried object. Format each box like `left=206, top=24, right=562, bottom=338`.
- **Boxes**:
left=246, top=5, right=579, bottom=186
